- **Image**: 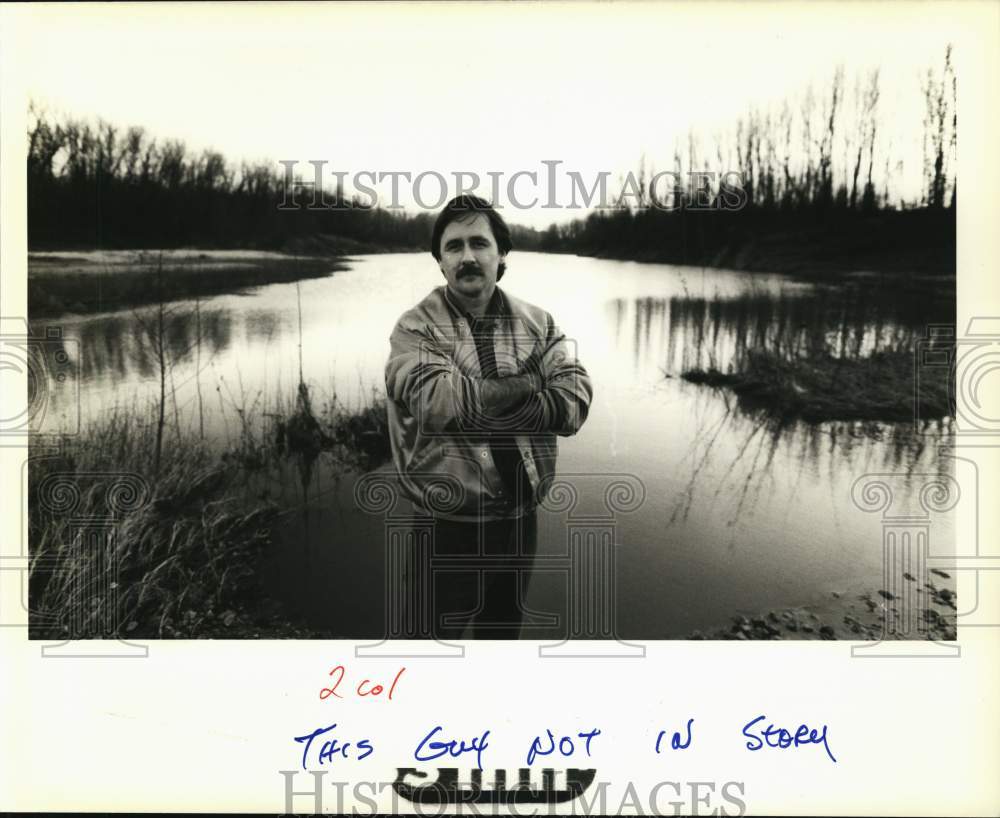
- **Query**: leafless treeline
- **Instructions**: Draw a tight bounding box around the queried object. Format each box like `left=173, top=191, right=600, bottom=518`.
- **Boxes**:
left=544, top=48, right=957, bottom=265
left=629, top=46, right=957, bottom=212
left=26, top=104, right=431, bottom=249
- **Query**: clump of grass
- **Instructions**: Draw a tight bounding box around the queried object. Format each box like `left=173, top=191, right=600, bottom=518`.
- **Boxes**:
left=273, top=384, right=390, bottom=472
left=28, top=385, right=391, bottom=640
left=29, top=409, right=279, bottom=639
left=682, top=348, right=952, bottom=422
left=325, top=387, right=392, bottom=471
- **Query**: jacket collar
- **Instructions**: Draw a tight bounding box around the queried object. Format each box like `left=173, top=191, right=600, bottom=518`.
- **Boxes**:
left=442, top=284, right=506, bottom=322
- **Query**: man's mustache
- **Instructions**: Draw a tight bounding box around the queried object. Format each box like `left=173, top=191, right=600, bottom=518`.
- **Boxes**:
left=457, top=264, right=483, bottom=278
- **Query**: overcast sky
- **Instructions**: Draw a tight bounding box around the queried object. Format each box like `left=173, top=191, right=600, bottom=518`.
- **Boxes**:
left=11, top=1, right=967, bottom=228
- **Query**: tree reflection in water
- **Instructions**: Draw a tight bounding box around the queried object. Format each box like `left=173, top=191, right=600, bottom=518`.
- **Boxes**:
left=606, top=284, right=954, bottom=536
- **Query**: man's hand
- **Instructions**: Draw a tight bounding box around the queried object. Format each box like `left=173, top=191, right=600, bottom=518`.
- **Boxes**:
left=517, top=347, right=547, bottom=390
left=477, top=372, right=541, bottom=420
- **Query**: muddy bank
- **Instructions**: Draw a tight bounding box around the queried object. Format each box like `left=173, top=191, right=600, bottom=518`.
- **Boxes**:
left=28, top=249, right=349, bottom=317
left=688, top=571, right=958, bottom=641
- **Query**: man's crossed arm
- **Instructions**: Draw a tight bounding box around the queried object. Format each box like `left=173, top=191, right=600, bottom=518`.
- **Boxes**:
left=385, top=315, right=592, bottom=437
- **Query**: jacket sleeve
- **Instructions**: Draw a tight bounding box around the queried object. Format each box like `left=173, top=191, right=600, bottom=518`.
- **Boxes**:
left=385, top=320, right=541, bottom=435
left=534, top=313, right=593, bottom=437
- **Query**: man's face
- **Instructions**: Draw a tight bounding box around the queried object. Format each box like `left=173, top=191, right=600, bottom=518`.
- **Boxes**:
left=437, top=213, right=505, bottom=300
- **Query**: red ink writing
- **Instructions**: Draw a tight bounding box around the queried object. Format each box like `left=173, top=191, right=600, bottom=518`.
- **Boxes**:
left=319, top=665, right=406, bottom=701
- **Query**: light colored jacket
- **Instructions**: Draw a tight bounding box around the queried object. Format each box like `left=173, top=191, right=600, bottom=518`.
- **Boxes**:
left=384, top=285, right=593, bottom=521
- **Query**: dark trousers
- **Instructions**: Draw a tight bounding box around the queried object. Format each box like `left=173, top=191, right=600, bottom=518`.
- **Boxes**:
left=421, top=511, right=538, bottom=640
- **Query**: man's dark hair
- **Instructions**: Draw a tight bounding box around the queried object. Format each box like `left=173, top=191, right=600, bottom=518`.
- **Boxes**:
left=430, top=195, right=512, bottom=281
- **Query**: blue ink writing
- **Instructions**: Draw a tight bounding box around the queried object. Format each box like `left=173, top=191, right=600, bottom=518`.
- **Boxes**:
left=526, top=728, right=601, bottom=766
left=655, top=718, right=694, bottom=753
left=293, top=722, right=374, bottom=770
left=742, top=715, right=837, bottom=763
left=414, top=725, right=491, bottom=771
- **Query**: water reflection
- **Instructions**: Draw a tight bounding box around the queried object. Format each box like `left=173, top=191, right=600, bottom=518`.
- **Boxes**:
left=40, top=308, right=234, bottom=382
left=244, top=308, right=284, bottom=345
left=608, top=286, right=953, bottom=379
left=670, top=392, right=952, bottom=535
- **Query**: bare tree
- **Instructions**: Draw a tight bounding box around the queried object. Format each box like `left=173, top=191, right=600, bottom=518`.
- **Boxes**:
left=131, top=254, right=205, bottom=473
left=848, top=68, right=881, bottom=210
left=133, top=255, right=170, bottom=475
left=778, top=101, right=794, bottom=207
left=923, top=44, right=956, bottom=208
left=815, top=65, right=844, bottom=209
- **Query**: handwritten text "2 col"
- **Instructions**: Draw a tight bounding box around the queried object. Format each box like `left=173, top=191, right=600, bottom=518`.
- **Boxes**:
left=319, top=665, right=406, bottom=701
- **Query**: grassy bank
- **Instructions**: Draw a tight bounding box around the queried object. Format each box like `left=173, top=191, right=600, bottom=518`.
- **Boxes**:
left=28, top=385, right=389, bottom=639
left=681, top=348, right=952, bottom=423
left=28, top=249, right=348, bottom=317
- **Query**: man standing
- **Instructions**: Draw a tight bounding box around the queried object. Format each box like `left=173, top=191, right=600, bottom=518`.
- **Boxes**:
left=384, top=195, right=593, bottom=639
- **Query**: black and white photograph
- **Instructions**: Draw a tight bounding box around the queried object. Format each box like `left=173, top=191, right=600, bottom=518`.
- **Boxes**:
left=16, top=2, right=965, bottom=645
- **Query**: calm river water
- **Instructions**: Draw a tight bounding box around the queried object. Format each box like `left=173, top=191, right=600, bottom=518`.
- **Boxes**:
left=36, top=252, right=956, bottom=638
